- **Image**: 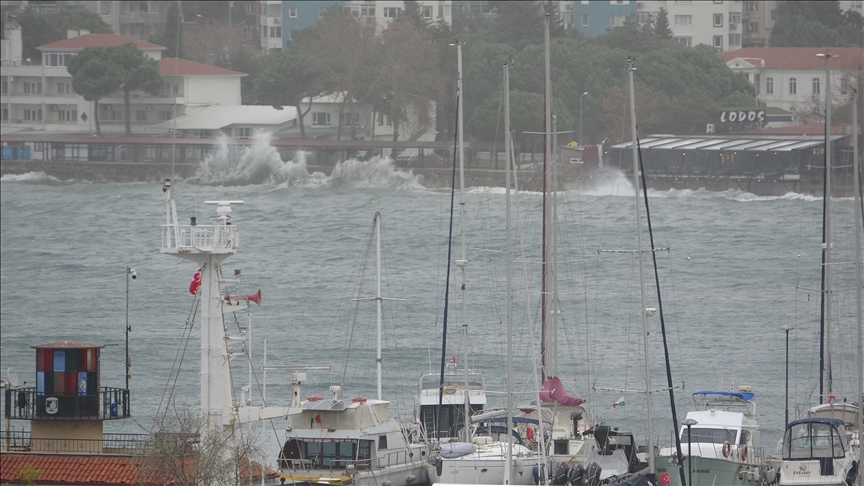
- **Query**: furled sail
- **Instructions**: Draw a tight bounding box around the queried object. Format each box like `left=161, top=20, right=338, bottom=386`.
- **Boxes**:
left=539, top=376, right=584, bottom=406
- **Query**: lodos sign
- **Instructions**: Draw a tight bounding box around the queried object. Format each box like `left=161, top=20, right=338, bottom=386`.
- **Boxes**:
left=720, top=110, right=766, bottom=123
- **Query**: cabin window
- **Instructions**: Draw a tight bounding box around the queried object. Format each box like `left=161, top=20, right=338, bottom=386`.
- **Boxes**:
left=554, top=440, right=568, bottom=455
left=681, top=427, right=736, bottom=444
left=303, top=440, right=358, bottom=468
left=739, top=430, right=751, bottom=444
left=378, top=435, right=388, bottom=450
left=783, top=422, right=845, bottom=460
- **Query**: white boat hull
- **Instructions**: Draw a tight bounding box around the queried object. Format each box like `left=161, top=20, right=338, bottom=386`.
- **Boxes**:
left=776, top=457, right=857, bottom=486
left=655, top=455, right=775, bottom=486
left=433, top=443, right=544, bottom=485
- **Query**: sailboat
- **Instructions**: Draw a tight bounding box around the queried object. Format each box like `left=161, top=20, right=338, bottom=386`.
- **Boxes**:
left=277, top=212, right=431, bottom=486
left=429, top=49, right=547, bottom=486
left=776, top=53, right=861, bottom=486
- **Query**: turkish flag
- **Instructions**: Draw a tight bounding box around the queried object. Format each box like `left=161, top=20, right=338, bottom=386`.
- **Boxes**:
left=314, top=414, right=321, bottom=423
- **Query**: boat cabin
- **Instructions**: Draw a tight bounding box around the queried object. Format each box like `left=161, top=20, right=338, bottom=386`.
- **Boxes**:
left=781, top=418, right=847, bottom=461
left=415, top=363, right=486, bottom=439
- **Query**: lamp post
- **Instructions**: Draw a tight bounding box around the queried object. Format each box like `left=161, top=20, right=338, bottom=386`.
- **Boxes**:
left=681, top=418, right=698, bottom=486
left=125, top=267, right=136, bottom=391
left=579, top=91, right=589, bottom=144
left=781, top=325, right=793, bottom=425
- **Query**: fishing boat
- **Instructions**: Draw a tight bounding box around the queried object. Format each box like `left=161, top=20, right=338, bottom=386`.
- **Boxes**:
left=655, top=388, right=776, bottom=485
left=776, top=52, right=861, bottom=486
left=277, top=212, right=431, bottom=486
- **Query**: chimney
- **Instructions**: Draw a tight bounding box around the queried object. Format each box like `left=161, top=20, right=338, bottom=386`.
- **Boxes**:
left=66, top=29, right=90, bottom=39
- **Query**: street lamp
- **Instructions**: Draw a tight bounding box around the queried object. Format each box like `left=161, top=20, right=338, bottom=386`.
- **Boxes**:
left=681, top=418, right=698, bottom=486
left=579, top=91, right=589, bottom=144
left=125, top=267, right=137, bottom=391
left=781, top=325, right=793, bottom=426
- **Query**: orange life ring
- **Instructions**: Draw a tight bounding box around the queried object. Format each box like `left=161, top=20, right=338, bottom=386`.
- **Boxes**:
left=307, top=395, right=323, bottom=401
left=740, top=444, right=748, bottom=461
left=722, top=441, right=731, bottom=458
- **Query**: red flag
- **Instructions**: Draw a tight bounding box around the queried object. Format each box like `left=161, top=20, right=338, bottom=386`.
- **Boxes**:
left=314, top=414, right=321, bottom=423
left=189, top=268, right=202, bottom=295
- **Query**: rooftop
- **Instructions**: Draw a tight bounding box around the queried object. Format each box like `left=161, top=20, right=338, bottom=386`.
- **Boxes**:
left=158, top=58, right=247, bottom=77
left=720, top=47, right=864, bottom=70
left=31, top=340, right=104, bottom=349
left=39, top=34, right=166, bottom=51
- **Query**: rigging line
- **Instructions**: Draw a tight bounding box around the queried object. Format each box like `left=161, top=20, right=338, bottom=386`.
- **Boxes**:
left=341, top=219, right=376, bottom=387
left=152, top=290, right=200, bottom=433
left=637, top=136, right=687, bottom=482
left=437, top=92, right=460, bottom=435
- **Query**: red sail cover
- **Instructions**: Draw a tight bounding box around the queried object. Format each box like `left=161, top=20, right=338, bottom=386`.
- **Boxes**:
left=539, top=376, right=584, bottom=406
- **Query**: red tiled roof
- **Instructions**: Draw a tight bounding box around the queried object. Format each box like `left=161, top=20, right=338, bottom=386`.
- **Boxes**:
left=0, top=453, right=277, bottom=485
left=719, top=47, right=864, bottom=70
left=159, top=58, right=247, bottom=76
left=38, top=34, right=166, bottom=51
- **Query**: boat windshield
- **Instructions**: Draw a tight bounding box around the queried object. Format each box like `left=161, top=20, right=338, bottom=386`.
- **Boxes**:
left=680, top=427, right=737, bottom=444
left=782, top=421, right=846, bottom=460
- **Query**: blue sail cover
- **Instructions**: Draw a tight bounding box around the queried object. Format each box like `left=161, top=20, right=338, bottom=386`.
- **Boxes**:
left=693, top=390, right=755, bottom=402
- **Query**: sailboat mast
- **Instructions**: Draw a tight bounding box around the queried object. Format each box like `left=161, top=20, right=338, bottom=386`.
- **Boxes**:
left=541, top=12, right=553, bottom=381
left=627, top=59, right=655, bottom=474
left=375, top=212, right=383, bottom=400
left=455, top=41, right=472, bottom=443
left=504, top=60, right=514, bottom=486
left=818, top=52, right=834, bottom=401
left=852, top=87, right=863, bottom=480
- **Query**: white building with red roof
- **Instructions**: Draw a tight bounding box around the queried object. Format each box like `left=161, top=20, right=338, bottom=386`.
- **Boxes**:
left=719, top=47, right=863, bottom=119
left=1, top=31, right=249, bottom=135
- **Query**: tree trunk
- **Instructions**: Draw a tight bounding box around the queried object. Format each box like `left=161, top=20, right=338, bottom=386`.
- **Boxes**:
left=296, top=99, right=313, bottom=139
left=124, top=86, right=132, bottom=136
left=336, top=96, right=347, bottom=141
left=94, top=99, right=102, bottom=136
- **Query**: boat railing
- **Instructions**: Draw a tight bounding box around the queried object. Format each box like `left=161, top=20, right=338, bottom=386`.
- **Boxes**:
left=282, top=458, right=315, bottom=470
left=678, top=439, right=769, bottom=466
left=1, top=429, right=151, bottom=454
left=161, top=224, right=238, bottom=253
left=326, top=449, right=416, bottom=471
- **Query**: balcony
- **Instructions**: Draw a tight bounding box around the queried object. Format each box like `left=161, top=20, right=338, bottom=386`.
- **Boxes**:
left=2, top=430, right=150, bottom=455
left=4, top=387, right=129, bottom=421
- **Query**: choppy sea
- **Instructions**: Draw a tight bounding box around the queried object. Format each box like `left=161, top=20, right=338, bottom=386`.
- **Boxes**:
left=1, top=137, right=860, bottom=468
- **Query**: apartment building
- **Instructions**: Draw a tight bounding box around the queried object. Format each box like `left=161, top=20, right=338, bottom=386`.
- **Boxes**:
left=63, top=1, right=169, bottom=40
left=719, top=47, right=862, bottom=116
left=1, top=32, right=245, bottom=134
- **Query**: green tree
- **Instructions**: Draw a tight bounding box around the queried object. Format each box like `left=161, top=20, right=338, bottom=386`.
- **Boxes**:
left=109, top=43, right=164, bottom=135
left=17, top=8, right=111, bottom=61
left=653, top=8, right=673, bottom=40
left=488, top=1, right=562, bottom=51
left=67, top=48, right=125, bottom=135
left=770, top=1, right=863, bottom=47
left=254, top=52, right=327, bottom=138
left=295, top=7, right=381, bottom=140
left=149, top=2, right=183, bottom=58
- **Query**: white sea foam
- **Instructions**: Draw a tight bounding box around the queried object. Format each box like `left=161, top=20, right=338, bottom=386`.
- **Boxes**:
left=190, top=133, right=424, bottom=189
left=0, top=171, right=62, bottom=183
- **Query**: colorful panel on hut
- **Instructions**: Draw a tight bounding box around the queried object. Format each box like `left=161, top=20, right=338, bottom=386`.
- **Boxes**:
left=65, top=349, right=78, bottom=373
left=53, top=350, right=65, bottom=372
left=37, top=372, right=45, bottom=394
left=53, top=372, right=63, bottom=395
left=78, top=372, right=88, bottom=395
left=37, top=349, right=51, bottom=371
left=65, top=372, right=77, bottom=395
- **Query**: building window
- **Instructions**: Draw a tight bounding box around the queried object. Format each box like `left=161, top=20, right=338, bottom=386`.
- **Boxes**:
left=235, top=127, right=252, bottom=138
left=713, top=13, right=723, bottom=26
left=729, top=12, right=741, bottom=23
left=100, top=1, right=111, bottom=14
left=766, top=77, right=773, bottom=95
left=24, top=108, right=42, bottom=121
left=746, top=21, right=758, bottom=33
left=59, top=109, right=77, bottom=122
left=611, top=0, right=629, bottom=4
left=713, top=35, right=723, bottom=48
left=312, top=112, right=331, bottom=126
left=377, top=112, right=391, bottom=126
left=244, top=2, right=255, bottom=15
left=159, top=109, right=173, bottom=121
left=383, top=7, right=400, bottom=18
left=2, top=108, right=8, bottom=121
left=812, top=78, right=820, bottom=95
left=635, top=12, right=653, bottom=24
left=674, top=15, right=692, bottom=26
left=340, top=112, right=360, bottom=126
left=361, top=4, right=375, bottom=16
left=728, top=33, right=741, bottom=46
left=789, top=78, right=797, bottom=95
left=1, top=81, right=7, bottom=94
left=136, top=110, right=147, bottom=121
left=581, top=14, right=589, bottom=26
left=743, top=1, right=758, bottom=11
left=288, top=7, right=297, bottom=17
left=270, top=26, right=282, bottom=38
left=674, top=37, right=692, bottom=47
left=610, top=14, right=625, bottom=26
left=24, top=82, right=42, bottom=94
left=57, top=82, right=72, bottom=94
left=841, top=77, right=849, bottom=94
left=421, top=6, right=432, bottom=18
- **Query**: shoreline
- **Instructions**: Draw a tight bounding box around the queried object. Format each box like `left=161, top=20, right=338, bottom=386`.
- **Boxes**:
left=0, top=160, right=855, bottom=197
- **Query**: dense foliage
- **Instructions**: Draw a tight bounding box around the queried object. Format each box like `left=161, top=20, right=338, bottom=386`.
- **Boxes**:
left=68, top=44, right=162, bottom=135
left=770, top=1, right=864, bottom=47
left=14, top=8, right=111, bottom=61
